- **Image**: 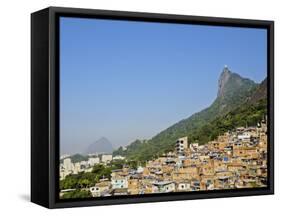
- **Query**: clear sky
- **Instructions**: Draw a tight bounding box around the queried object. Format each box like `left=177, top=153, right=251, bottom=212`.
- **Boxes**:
left=60, top=17, right=267, bottom=155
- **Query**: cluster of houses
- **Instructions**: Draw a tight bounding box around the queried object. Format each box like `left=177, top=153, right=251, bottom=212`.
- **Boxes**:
left=60, top=119, right=268, bottom=197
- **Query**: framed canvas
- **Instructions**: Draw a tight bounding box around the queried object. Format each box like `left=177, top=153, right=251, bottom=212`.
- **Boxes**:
left=31, top=6, right=274, bottom=208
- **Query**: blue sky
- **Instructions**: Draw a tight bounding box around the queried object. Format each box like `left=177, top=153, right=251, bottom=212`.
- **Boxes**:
left=60, top=17, right=267, bottom=154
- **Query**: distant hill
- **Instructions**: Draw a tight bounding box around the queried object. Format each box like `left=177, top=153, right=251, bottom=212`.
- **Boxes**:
left=69, top=154, right=89, bottom=163
left=113, top=67, right=267, bottom=161
left=85, top=137, right=113, bottom=154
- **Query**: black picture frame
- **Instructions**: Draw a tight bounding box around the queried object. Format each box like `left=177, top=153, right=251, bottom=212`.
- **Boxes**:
left=31, top=6, right=274, bottom=209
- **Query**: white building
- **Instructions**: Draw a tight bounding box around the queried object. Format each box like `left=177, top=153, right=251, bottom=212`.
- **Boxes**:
left=238, top=132, right=251, bottom=141
left=88, top=157, right=100, bottom=166
left=175, top=136, right=188, bottom=155
left=63, top=158, right=73, bottom=172
left=101, top=154, right=113, bottom=163
left=73, top=162, right=81, bottom=174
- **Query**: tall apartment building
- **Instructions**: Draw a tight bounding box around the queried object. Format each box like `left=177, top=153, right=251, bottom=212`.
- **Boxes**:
left=175, top=136, right=188, bottom=155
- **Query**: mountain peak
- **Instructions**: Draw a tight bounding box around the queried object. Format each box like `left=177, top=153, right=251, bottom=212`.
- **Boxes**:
left=217, top=66, right=232, bottom=97
left=217, top=66, right=257, bottom=99
left=222, top=65, right=231, bottom=76
left=85, top=137, right=113, bottom=154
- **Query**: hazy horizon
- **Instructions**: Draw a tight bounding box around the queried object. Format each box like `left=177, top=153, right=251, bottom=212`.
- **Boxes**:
left=60, top=17, right=267, bottom=155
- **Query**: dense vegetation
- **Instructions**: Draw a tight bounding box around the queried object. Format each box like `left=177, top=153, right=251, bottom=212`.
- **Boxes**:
left=188, top=98, right=267, bottom=145
left=60, top=154, right=90, bottom=164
